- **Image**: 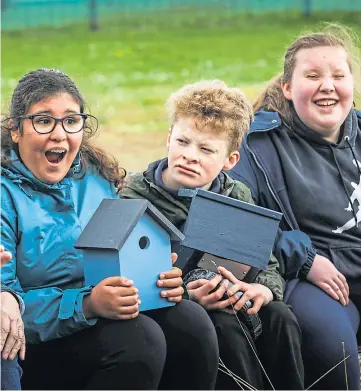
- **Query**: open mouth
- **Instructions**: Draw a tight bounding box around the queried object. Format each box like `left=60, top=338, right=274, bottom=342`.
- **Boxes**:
left=314, top=99, right=338, bottom=108
left=45, top=149, right=67, bottom=164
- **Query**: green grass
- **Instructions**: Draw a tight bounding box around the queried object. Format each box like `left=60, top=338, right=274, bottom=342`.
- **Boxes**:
left=2, top=9, right=361, bottom=170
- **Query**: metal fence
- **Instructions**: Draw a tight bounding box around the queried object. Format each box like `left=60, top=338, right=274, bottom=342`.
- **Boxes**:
left=2, top=0, right=361, bottom=31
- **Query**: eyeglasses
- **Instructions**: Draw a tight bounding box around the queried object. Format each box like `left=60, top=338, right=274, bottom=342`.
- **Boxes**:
left=19, top=114, right=91, bottom=134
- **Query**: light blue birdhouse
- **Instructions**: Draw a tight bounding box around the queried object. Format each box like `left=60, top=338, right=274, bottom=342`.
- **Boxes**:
left=75, top=199, right=184, bottom=311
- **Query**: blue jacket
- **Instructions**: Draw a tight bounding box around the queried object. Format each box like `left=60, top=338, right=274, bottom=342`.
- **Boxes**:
left=1, top=151, right=118, bottom=343
left=230, top=110, right=361, bottom=281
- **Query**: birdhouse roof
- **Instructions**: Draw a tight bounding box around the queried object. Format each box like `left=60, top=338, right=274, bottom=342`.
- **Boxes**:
left=75, top=199, right=184, bottom=250
left=181, top=189, right=282, bottom=269
left=193, top=189, right=282, bottom=219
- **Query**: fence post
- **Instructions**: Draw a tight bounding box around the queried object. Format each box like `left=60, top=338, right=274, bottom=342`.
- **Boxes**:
left=304, top=0, right=311, bottom=17
left=89, top=0, right=99, bottom=30
left=1, top=0, right=11, bottom=11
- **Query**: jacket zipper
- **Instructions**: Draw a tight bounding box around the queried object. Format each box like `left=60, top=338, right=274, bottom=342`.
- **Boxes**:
left=247, top=131, right=295, bottom=230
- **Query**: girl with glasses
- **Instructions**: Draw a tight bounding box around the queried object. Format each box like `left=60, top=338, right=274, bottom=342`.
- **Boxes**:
left=1, top=68, right=219, bottom=390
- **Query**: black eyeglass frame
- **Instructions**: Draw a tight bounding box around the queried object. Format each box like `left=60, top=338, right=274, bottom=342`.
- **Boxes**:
left=18, top=113, right=93, bottom=134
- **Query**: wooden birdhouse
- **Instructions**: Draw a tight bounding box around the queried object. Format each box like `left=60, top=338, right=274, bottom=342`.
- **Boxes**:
left=75, top=199, right=184, bottom=311
left=181, top=189, right=282, bottom=273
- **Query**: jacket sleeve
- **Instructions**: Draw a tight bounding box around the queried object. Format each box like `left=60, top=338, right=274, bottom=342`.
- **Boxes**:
left=1, top=188, right=97, bottom=344
left=274, top=229, right=316, bottom=280
left=255, top=254, right=284, bottom=301
left=231, top=139, right=316, bottom=280
left=240, top=185, right=284, bottom=301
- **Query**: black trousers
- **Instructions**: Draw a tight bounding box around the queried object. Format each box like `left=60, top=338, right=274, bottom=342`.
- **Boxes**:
left=209, top=301, right=304, bottom=390
left=20, top=300, right=219, bottom=390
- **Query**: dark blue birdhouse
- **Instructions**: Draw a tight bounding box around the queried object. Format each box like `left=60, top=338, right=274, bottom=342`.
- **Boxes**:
left=75, top=199, right=184, bottom=311
left=181, top=189, right=282, bottom=271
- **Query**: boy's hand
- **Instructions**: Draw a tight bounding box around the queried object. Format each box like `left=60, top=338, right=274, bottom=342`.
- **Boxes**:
left=231, top=283, right=273, bottom=314
left=218, top=266, right=273, bottom=314
left=157, top=253, right=184, bottom=303
left=186, top=274, right=236, bottom=310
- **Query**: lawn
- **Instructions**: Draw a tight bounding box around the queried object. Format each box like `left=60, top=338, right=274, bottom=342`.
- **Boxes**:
left=2, top=9, right=361, bottom=171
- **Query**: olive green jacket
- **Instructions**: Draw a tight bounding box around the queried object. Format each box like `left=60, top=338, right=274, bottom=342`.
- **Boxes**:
left=120, top=159, right=284, bottom=301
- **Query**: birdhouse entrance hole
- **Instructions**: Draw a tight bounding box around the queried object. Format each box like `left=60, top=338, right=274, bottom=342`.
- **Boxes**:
left=139, top=236, right=150, bottom=249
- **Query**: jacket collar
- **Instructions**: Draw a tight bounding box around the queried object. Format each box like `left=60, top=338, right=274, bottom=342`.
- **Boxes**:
left=144, top=158, right=232, bottom=197
left=1, top=149, right=81, bottom=195
left=248, top=109, right=360, bottom=147
left=249, top=111, right=281, bottom=133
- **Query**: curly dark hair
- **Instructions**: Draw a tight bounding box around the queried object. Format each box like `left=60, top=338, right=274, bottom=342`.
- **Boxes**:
left=1, top=68, right=126, bottom=190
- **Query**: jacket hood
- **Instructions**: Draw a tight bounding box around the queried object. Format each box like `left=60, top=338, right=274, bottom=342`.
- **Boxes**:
left=249, top=109, right=361, bottom=148
left=249, top=111, right=282, bottom=132
left=291, top=108, right=358, bottom=149
left=142, top=158, right=239, bottom=198
left=122, top=158, right=250, bottom=228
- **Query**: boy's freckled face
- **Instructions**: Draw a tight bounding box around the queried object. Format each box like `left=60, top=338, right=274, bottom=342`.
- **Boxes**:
left=162, top=117, right=239, bottom=191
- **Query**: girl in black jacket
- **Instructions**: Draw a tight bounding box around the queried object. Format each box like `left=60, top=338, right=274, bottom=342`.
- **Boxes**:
left=231, top=23, right=361, bottom=390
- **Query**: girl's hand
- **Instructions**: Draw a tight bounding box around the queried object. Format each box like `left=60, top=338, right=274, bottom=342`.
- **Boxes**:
left=0, top=246, right=12, bottom=267
left=83, top=276, right=140, bottom=320
left=307, top=254, right=349, bottom=306
left=157, top=253, right=184, bottom=303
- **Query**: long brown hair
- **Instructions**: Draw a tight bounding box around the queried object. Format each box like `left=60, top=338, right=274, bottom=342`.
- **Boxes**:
left=254, top=23, right=361, bottom=128
left=1, top=68, right=126, bottom=190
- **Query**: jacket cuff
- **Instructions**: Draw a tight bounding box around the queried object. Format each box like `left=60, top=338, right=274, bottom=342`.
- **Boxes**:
left=298, top=245, right=316, bottom=280
left=1, top=287, right=25, bottom=315
left=268, top=284, right=283, bottom=302
left=58, top=286, right=96, bottom=325
left=75, top=288, right=98, bottom=325
left=17, top=295, right=25, bottom=316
